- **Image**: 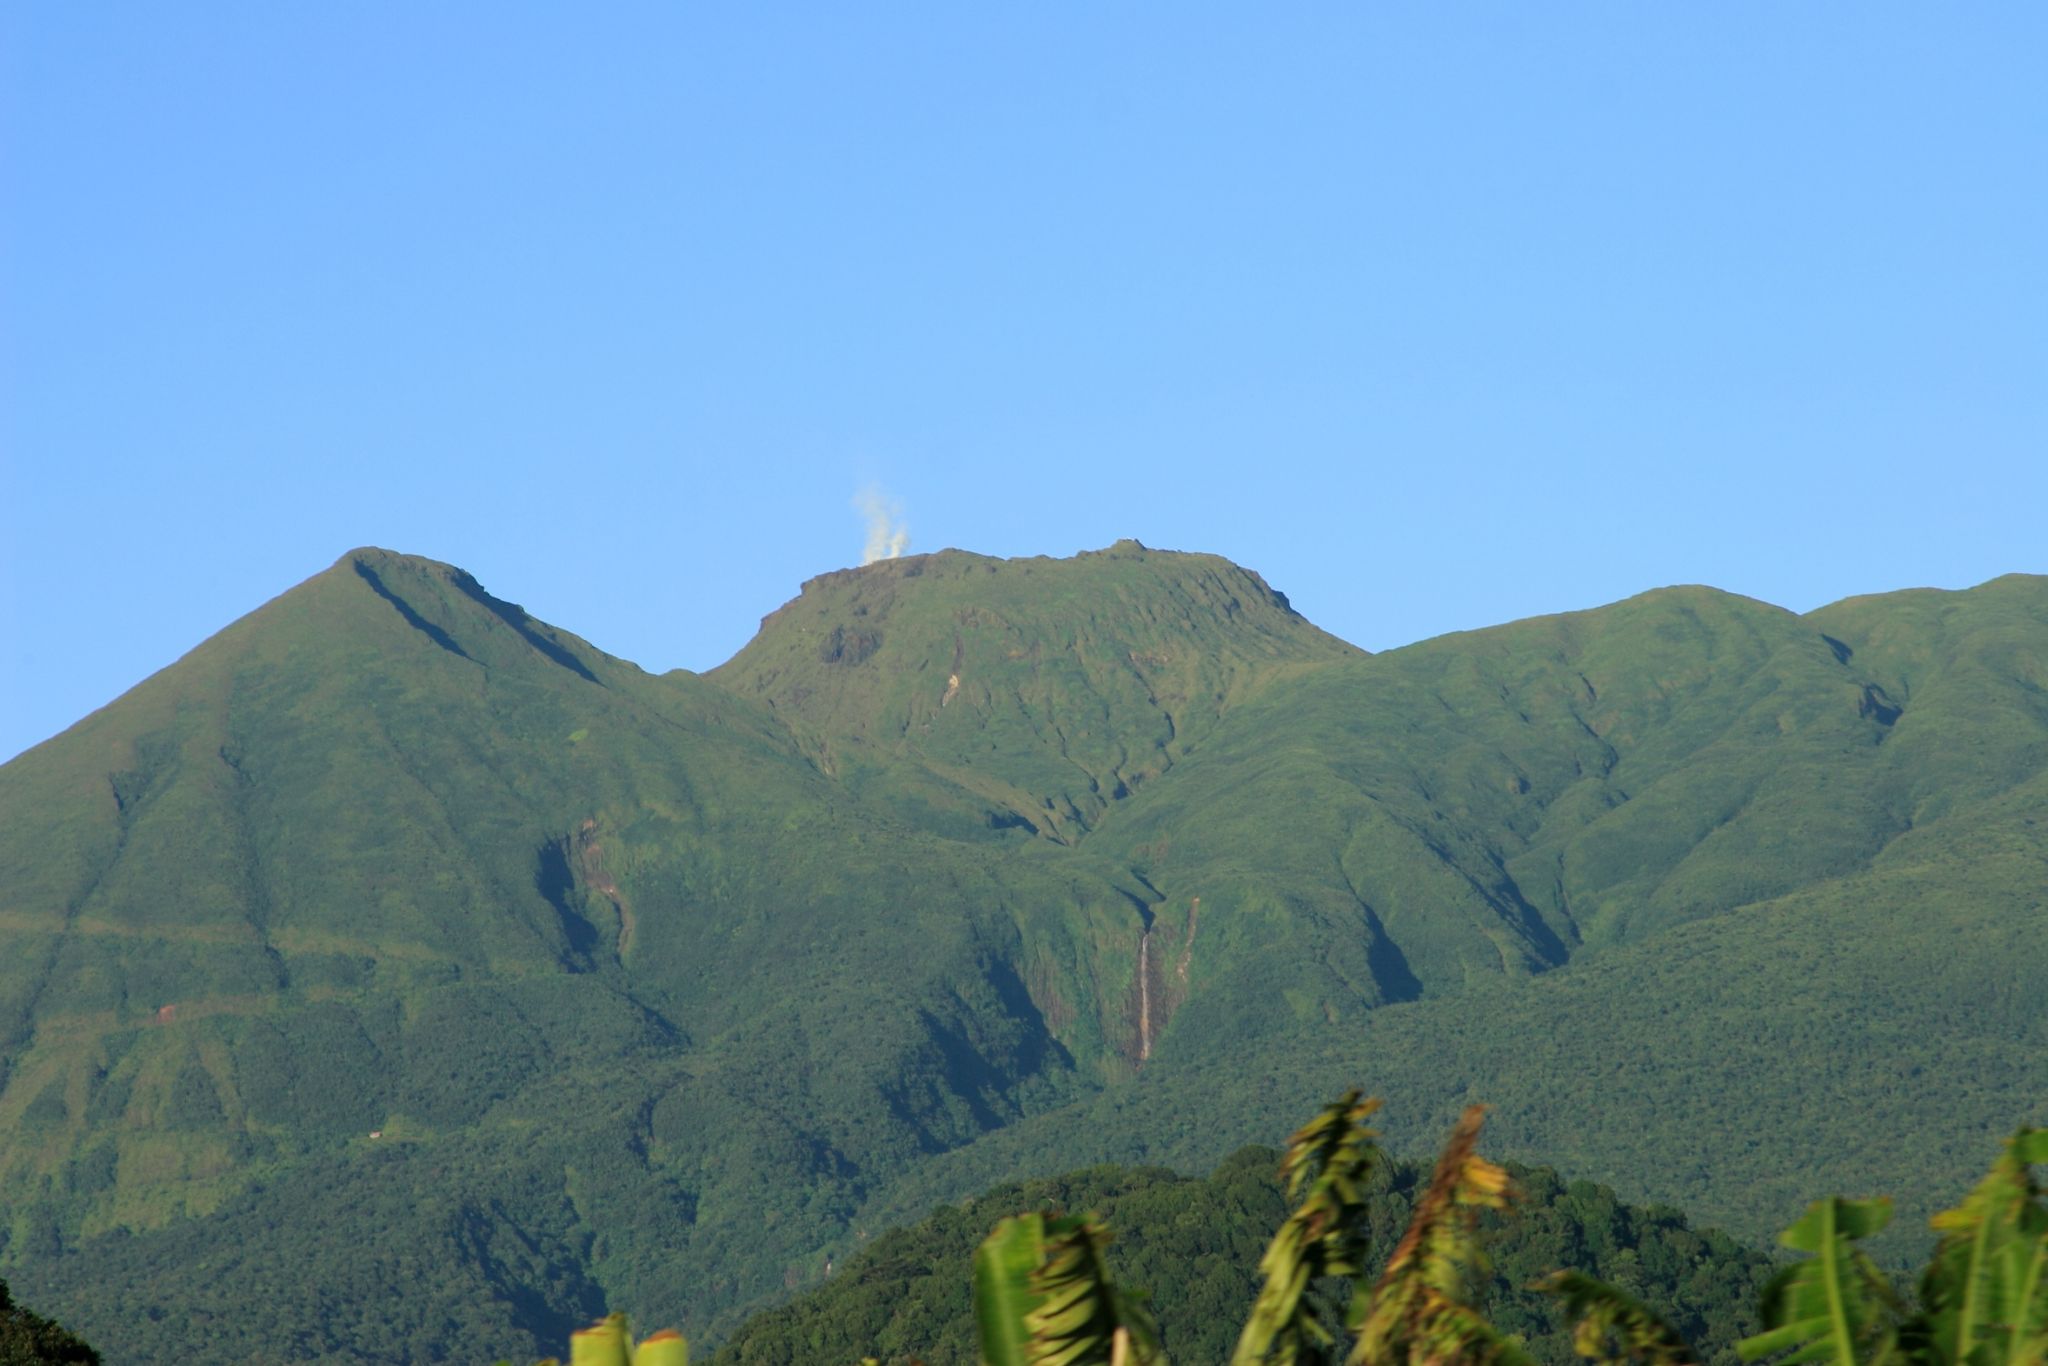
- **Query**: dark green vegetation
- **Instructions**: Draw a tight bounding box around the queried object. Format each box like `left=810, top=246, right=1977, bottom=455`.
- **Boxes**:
left=0, top=542, right=2042, bottom=1361
left=600, top=1102, right=2047, bottom=1365
left=948, top=1104, right=2048, bottom=1366
left=713, top=1144, right=1773, bottom=1364
left=0, top=1278, right=96, bottom=1365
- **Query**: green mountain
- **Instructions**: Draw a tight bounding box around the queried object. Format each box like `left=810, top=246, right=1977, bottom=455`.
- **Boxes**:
left=0, top=544, right=2042, bottom=1362
left=0, top=549, right=1165, bottom=1359
left=840, top=573, right=2048, bottom=1247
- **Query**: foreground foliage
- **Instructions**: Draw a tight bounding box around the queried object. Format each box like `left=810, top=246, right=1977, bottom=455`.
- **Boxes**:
left=0, top=1278, right=96, bottom=1365
left=1736, top=1127, right=2048, bottom=1366
left=719, top=1098, right=2046, bottom=1366
left=713, top=1143, right=1770, bottom=1364
left=933, top=1098, right=2048, bottom=1366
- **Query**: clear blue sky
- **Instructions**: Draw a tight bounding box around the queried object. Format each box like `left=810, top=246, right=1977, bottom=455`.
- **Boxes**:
left=5, top=6, right=2044, bottom=762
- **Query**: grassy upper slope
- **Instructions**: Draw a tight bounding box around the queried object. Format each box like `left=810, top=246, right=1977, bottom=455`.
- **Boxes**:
left=708, top=540, right=1362, bottom=844
left=0, top=546, right=2042, bottom=1362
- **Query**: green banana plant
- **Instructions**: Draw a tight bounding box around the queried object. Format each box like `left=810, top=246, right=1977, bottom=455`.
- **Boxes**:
left=510, top=1110, right=2047, bottom=1366
left=1534, top=1270, right=1698, bottom=1365
left=1738, top=1197, right=1902, bottom=1365
left=1907, top=1128, right=2048, bottom=1366
left=1229, top=1090, right=1383, bottom=1366
left=1228, top=1096, right=1530, bottom=1365
left=1543, top=1125, right=2048, bottom=1366
left=977, top=1214, right=1055, bottom=1366
left=966, top=1108, right=2048, bottom=1366
left=1029, top=1214, right=1165, bottom=1366
left=973, top=1210, right=1165, bottom=1366
left=628, top=1329, right=689, bottom=1366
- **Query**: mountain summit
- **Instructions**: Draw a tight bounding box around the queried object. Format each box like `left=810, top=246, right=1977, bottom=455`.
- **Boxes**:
left=710, top=540, right=1361, bottom=840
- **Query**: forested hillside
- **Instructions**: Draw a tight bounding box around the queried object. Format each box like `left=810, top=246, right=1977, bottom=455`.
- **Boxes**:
left=713, top=1146, right=1774, bottom=1365
left=0, top=543, right=2041, bottom=1361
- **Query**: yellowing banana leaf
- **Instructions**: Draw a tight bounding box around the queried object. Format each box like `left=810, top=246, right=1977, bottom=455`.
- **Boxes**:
left=569, top=1314, right=632, bottom=1366
left=636, top=1327, right=690, bottom=1366
left=1348, top=1106, right=1532, bottom=1366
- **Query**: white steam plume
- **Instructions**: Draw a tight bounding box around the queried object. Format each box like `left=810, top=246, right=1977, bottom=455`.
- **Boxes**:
left=855, top=486, right=910, bottom=566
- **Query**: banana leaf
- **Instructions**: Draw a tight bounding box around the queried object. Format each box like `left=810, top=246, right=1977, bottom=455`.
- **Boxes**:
left=1347, top=1105, right=1532, bottom=1366
left=977, top=1213, right=1052, bottom=1366
left=1909, top=1129, right=2048, bottom=1366
left=1739, top=1197, right=1899, bottom=1366
left=1231, top=1091, right=1382, bottom=1366
left=1025, top=1214, right=1164, bottom=1366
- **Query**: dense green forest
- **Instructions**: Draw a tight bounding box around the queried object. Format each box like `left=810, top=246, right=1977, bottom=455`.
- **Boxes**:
left=0, top=543, right=2042, bottom=1361
left=563, top=1099, right=2048, bottom=1366
left=714, top=1145, right=1774, bottom=1365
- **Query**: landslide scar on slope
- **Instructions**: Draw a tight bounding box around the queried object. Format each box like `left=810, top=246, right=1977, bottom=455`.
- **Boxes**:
left=533, top=820, right=633, bottom=969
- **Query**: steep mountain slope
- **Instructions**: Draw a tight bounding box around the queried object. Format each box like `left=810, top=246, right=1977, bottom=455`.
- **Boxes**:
left=0, top=549, right=1164, bottom=1359
left=838, top=574, right=2048, bottom=1252
left=0, top=548, right=2043, bottom=1362
left=853, top=816, right=2048, bottom=1261
left=1059, top=577, right=2048, bottom=1053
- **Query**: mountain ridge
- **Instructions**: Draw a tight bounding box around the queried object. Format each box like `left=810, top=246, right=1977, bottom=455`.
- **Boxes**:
left=1, top=544, right=2042, bottom=1362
